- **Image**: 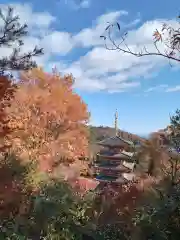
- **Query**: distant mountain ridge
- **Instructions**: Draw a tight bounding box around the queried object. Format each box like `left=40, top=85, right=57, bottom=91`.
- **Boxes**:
left=138, top=134, right=149, bottom=139
left=89, top=126, right=143, bottom=156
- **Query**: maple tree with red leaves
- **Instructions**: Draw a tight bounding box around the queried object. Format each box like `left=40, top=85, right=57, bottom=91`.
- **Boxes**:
left=7, top=68, right=89, bottom=173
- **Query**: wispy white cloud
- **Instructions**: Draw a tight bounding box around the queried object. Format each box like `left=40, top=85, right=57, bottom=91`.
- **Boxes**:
left=144, top=84, right=180, bottom=94
left=41, top=31, right=74, bottom=55
left=0, top=3, right=74, bottom=65
left=124, top=18, right=141, bottom=29
left=144, top=84, right=169, bottom=93
left=63, top=0, right=91, bottom=9
left=166, top=85, right=180, bottom=92
left=0, top=3, right=55, bottom=29
left=74, top=11, right=127, bottom=47
left=79, top=0, right=91, bottom=8
left=69, top=15, right=178, bottom=92
left=0, top=2, right=179, bottom=93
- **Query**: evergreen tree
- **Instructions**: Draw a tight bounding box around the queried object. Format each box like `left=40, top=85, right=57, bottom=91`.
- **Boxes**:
left=0, top=7, right=43, bottom=75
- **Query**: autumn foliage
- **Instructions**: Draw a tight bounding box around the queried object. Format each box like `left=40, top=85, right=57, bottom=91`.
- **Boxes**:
left=7, top=68, right=89, bottom=172
left=0, top=75, right=16, bottom=151
left=0, top=68, right=91, bottom=223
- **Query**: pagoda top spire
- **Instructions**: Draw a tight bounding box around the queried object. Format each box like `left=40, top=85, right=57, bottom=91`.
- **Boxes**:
left=97, top=109, right=134, bottom=147
left=52, top=65, right=59, bottom=76
left=115, top=109, right=118, bottom=136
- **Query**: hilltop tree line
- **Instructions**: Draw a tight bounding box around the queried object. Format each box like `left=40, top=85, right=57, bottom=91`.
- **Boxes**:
left=0, top=6, right=180, bottom=239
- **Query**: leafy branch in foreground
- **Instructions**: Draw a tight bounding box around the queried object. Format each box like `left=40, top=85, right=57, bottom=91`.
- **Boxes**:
left=101, top=15, right=180, bottom=64
left=0, top=7, right=43, bottom=74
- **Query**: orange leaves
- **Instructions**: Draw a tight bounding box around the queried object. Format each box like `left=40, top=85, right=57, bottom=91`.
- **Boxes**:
left=8, top=68, right=89, bottom=172
left=153, top=29, right=162, bottom=43
left=0, top=76, right=15, bottom=102
left=0, top=75, right=16, bottom=152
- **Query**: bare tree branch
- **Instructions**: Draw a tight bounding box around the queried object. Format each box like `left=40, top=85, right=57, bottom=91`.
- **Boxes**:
left=101, top=15, right=180, bottom=63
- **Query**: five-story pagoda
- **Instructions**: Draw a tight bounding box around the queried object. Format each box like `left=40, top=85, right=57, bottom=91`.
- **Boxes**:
left=92, top=110, right=137, bottom=184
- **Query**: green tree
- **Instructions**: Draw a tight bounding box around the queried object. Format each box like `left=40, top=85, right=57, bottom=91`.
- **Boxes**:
left=0, top=7, right=43, bottom=75
left=0, top=152, right=96, bottom=239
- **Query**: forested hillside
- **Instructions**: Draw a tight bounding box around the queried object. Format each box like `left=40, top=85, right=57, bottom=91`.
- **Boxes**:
left=89, top=125, right=143, bottom=156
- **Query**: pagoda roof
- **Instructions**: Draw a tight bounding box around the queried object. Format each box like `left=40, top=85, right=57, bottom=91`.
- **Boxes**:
left=97, top=151, right=135, bottom=161
left=93, top=162, right=134, bottom=172
left=97, top=136, right=133, bottom=147
left=97, top=153, right=132, bottom=160
left=121, top=150, right=135, bottom=157
left=94, top=172, right=135, bottom=183
left=95, top=176, right=128, bottom=184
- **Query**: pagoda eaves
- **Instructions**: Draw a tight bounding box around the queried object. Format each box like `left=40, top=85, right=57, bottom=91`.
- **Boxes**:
left=97, top=136, right=134, bottom=147
left=97, top=152, right=134, bottom=161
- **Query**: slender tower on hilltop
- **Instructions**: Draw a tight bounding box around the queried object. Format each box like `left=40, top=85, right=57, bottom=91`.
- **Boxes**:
left=115, top=109, right=118, bottom=136
left=52, top=65, right=59, bottom=77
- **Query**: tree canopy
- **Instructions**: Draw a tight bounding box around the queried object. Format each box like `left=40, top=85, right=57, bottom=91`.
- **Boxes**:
left=7, top=68, right=89, bottom=173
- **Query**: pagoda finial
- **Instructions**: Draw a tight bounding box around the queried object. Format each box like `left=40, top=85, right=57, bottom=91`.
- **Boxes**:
left=115, top=109, right=118, bottom=136
left=52, top=65, right=59, bottom=77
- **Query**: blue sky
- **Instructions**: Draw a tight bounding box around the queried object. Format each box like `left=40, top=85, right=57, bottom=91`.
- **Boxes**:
left=1, top=0, right=180, bottom=135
